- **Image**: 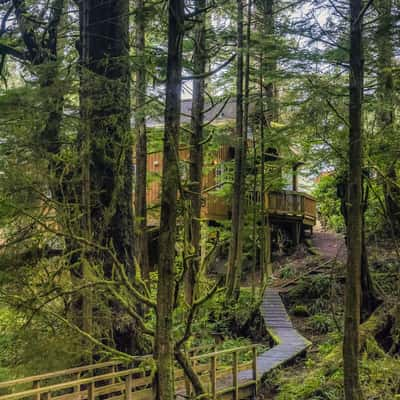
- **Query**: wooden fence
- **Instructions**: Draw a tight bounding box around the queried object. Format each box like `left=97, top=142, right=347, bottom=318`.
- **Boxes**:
left=0, top=345, right=260, bottom=400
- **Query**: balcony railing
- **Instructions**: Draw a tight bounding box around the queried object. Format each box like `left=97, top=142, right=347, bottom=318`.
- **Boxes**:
left=245, top=190, right=317, bottom=225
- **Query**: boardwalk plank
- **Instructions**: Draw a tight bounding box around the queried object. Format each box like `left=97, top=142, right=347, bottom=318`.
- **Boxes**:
left=237, top=288, right=311, bottom=384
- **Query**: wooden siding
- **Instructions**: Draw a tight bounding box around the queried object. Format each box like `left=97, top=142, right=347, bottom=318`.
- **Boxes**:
left=141, top=145, right=233, bottom=223
left=137, top=147, right=316, bottom=226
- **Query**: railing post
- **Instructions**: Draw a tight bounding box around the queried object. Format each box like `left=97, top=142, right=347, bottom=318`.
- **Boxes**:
left=33, top=380, right=41, bottom=400
left=73, top=373, right=80, bottom=396
left=232, top=351, right=239, bottom=400
left=210, top=355, right=217, bottom=400
left=111, top=365, right=116, bottom=385
left=125, top=374, right=132, bottom=400
left=87, top=382, right=95, bottom=400
left=43, top=392, right=51, bottom=400
left=252, top=346, right=258, bottom=395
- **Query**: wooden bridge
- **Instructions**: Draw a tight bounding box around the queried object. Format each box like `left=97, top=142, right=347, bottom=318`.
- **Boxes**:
left=0, top=289, right=310, bottom=400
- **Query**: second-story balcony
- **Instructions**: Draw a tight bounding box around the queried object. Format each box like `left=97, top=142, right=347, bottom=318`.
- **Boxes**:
left=203, top=190, right=317, bottom=226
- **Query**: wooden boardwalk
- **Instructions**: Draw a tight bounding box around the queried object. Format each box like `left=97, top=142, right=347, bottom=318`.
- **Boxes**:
left=0, top=288, right=311, bottom=400
left=237, top=288, right=311, bottom=384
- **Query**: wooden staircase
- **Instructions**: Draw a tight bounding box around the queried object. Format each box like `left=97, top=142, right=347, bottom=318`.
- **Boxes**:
left=0, top=289, right=310, bottom=400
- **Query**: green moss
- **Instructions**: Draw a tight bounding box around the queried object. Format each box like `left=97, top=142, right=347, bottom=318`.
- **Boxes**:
left=291, top=305, right=310, bottom=317
left=275, top=330, right=400, bottom=399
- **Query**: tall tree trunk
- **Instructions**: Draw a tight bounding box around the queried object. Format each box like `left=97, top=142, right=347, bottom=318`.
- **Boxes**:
left=186, top=0, right=207, bottom=305
left=155, top=0, right=184, bottom=398
left=337, top=173, right=380, bottom=320
left=135, top=0, right=150, bottom=280
left=262, top=0, right=276, bottom=122
left=259, top=68, right=267, bottom=283
left=343, top=0, right=363, bottom=398
left=80, top=0, right=137, bottom=354
left=226, top=0, right=246, bottom=300
left=259, top=0, right=275, bottom=281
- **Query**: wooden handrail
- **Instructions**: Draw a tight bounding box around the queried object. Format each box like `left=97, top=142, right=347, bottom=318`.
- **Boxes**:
left=190, top=344, right=258, bottom=361
left=0, top=367, right=145, bottom=400
left=0, top=361, right=121, bottom=389
left=1, top=345, right=260, bottom=400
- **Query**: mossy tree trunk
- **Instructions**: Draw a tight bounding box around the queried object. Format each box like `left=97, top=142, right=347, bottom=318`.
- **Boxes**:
left=227, top=0, right=246, bottom=300
left=186, top=0, right=207, bottom=305
left=343, top=0, right=363, bottom=398
left=10, top=0, right=66, bottom=215
left=155, top=0, right=184, bottom=398
left=79, top=0, right=138, bottom=354
left=258, top=0, right=275, bottom=282
left=135, top=0, right=150, bottom=281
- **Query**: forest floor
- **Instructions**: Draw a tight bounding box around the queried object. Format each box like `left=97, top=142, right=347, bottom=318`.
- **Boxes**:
left=256, top=225, right=346, bottom=399
left=312, top=222, right=346, bottom=262
left=257, top=228, right=400, bottom=399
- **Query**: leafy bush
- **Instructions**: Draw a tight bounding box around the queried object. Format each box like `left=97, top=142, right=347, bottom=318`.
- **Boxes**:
left=291, top=305, right=310, bottom=317
left=309, top=314, right=335, bottom=334
left=287, top=275, right=331, bottom=307
left=279, top=265, right=296, bottom=280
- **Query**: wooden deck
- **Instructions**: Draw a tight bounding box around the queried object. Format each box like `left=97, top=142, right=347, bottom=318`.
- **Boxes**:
left=243, top=191, right=317, bottom=227
left=0, top=288, right=311, bottom=400
left=147, top=190, right=317, bottom=227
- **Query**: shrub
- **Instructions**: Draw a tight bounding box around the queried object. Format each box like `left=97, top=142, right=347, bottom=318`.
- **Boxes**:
left=309, top=314, right=335, bottom=334
left=292, top=305, right=310, bottom=317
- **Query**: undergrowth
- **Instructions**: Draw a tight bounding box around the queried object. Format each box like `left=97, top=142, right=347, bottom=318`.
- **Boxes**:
left=269, top=254, right=400, bottom=400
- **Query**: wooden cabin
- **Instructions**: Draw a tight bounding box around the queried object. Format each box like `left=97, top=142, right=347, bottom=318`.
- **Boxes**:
left=136, top=99, right=317, bottom=252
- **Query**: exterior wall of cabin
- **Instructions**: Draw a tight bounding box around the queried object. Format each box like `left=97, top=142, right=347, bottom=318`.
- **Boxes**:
left=137, top=144, right=317, bottom=227
left=141, top=145, right=234, bottom=224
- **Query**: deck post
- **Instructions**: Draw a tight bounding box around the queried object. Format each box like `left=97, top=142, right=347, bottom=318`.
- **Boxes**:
left=33, top=381, right=41, bottom=400
left=43, top=392, right=51, bottom=400
left=73, top=373, right=80, bottom=394
left=125, top=374, right=132, bottom=400
left=233, top=351, right=239, bottom=400
left=87, top=382, right=95, bottom=400
left=111, top=365, right=116, bottom=385
left=210, top=355, right=217, bottom=399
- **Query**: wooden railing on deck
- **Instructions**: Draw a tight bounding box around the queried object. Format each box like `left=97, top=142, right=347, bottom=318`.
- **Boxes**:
left=246, top=191, right=317, bottom=225
left=0, top=345, right=260, bottom=400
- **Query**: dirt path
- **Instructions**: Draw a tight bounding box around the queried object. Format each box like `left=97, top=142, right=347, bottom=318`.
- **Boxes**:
left=312, top=222, right=347, bottom=262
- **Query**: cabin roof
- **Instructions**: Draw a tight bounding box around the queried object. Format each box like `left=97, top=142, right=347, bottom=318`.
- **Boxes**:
left=145, top=99, right=236, bottom=128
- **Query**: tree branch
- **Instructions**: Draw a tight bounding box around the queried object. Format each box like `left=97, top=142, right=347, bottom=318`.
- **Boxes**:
left=182, top=54, right=235, bottom=80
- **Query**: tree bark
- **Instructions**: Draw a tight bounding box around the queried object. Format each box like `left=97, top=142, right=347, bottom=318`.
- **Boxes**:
left=226, top=0, right=246, bottom=300
left=155, top=0, right=184, bottom=398
left=259, top=0, right=275, bottom=281
left=343, top=0, right=363, bottom=398
left=79, top=0, right=137, bottom=354
left=186, top=0, right=207, bottom=305
left=135, top=0, right=150, bottom=281
left=337, top=173, right=380, bottom=321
